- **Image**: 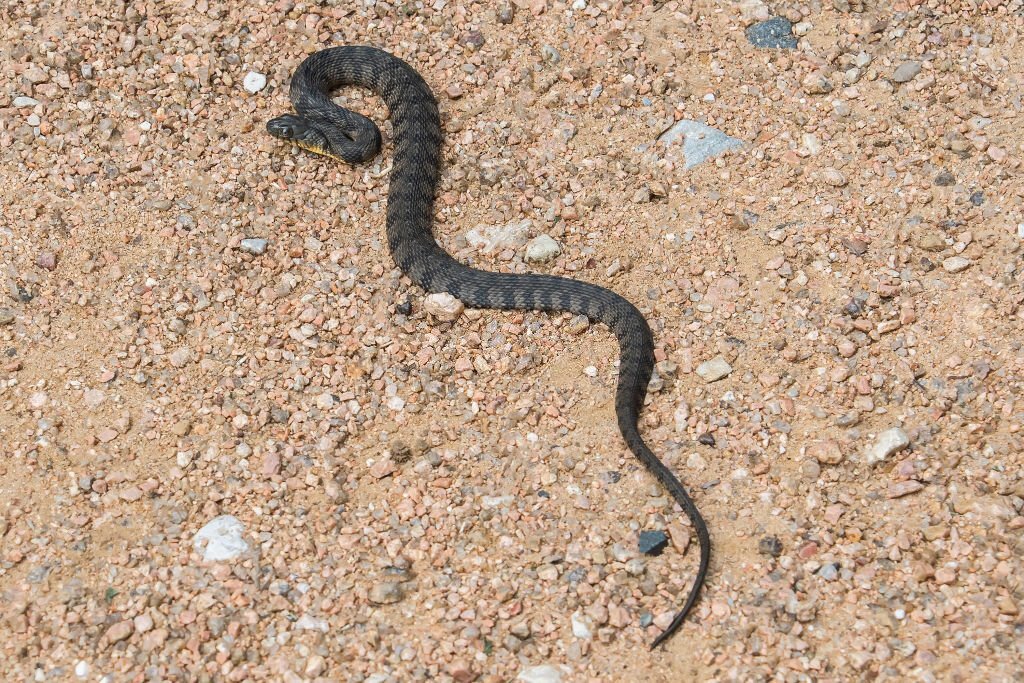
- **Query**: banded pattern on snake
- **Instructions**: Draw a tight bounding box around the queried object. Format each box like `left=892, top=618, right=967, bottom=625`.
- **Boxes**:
left=267, top=46, right=710, bottom=649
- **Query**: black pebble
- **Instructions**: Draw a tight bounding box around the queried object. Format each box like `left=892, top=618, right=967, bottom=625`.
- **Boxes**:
left=638, top=530, right=669, bottom=556
left=969, top=191, right=984, bottom=206
left=396, top=298, right=412, bottom=315
left=758, top=535, right=784, bottom=557
left=697, top=432, right=716, bottom=446
left=537, top=489, right=550, bottom=499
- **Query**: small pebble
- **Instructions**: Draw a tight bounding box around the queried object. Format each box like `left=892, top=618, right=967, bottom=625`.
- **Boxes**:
left=35, top=251, right=57, bottom=271
left=807, top=440, right=844, bottom=465
left=759, top=536, right=783, bottom=557
left=368, top=582, right=404, bottom=604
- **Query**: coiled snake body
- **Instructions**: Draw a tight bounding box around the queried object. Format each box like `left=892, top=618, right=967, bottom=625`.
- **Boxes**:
left=268, top=46, right=709, bottom=649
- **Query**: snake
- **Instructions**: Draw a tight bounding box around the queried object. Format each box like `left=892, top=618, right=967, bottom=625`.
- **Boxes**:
left=267, top=45, right=710, bottom=649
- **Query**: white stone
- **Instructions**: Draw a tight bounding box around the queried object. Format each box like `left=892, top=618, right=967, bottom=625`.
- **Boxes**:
left=240, top=238, right=268, bottom=255
left=674, top=401, right=690, bottom=432
left=75, top=661, right=90, bottom=679
left=243, top=71, right=267, bottom=94
left=13, top=96, right=40, bottom=107
left=29, top=391, right=48, bottom=409
left=658, top=119, right=744, bottom=169
left=517, top=665, right=566, bottom=683
left=571, top=610, right=593, bottom=639
left=942, top=256, right=971, bottom=273
left=84, top=389, right=105, bottom=408
left=423, top=293, right=464, bottom=321
left=865, top=428, right=910, bottom=465
left=294, top=614, right=330, bottom=632
left=821, top=168, right=847, bottom=187
left=193, top=515, right=249, bottom=562
left=465, top=219, right=531, bottom=254
left=169, top=347, right=192, bottom=368
left=525, top=235, right=561, bottom=263
left=696, top=356, right=733, bottom=382
left=1017, top=223, right=1024, bottom=239
left=738, top=0, right=770, bottom=22
left=482, top=495, right=514, bottom=508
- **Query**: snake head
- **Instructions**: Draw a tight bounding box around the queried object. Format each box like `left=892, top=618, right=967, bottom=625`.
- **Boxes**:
left=266, top=114, right=337, bottom=159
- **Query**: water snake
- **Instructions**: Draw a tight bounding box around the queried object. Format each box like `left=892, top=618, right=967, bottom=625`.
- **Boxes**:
left=267, top=45, right=709, bottom=649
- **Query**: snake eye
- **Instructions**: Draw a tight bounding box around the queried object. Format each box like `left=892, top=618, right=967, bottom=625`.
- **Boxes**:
left=267, top=115, right=307, bottom=141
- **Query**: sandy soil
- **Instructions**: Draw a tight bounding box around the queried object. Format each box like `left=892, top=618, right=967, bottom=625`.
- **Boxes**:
left=2, top=1, right=1023, bottom=681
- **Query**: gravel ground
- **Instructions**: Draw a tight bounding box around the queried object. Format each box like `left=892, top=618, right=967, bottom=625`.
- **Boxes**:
left=2, top=1, right=1024, bottom=681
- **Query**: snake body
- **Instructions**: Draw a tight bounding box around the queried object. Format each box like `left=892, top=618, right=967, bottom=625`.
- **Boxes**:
left=268, top=46, right=709, bottom=649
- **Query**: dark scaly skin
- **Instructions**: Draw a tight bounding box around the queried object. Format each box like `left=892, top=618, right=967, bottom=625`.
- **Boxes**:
left=268, top=46, right=710, bottom=649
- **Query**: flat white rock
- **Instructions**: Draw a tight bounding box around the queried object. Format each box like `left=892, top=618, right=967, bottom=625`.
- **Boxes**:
left=571, top=610, right=593, bottom=639
left=696, top=356, right=733, bottom=382
left=466, top=218, right=532, bottom=254
left=193, top=515, right=249, bottom=562
left=517, top=665, right=567, bottom=683
left=294, top=614, right=330, bottom=632
left=865, top=428, right=910, bottom=465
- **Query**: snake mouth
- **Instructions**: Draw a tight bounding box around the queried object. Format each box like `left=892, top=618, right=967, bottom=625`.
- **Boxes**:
left=267, top=114, right=338, bottom=159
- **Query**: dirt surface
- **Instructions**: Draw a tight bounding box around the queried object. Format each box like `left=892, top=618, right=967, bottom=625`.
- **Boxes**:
left=2, top=1, right=1024, bottom=681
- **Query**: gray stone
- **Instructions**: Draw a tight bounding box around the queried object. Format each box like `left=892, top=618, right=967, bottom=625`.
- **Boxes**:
left=659, top=120, right=744, bottom=170
left=818, top=563, right=839, bottom=580
left=368, top=581, right=404, bottom=604
left=193, top=515, right=249, bottom=562
left=892, top=61, right=922, bottom=83
left=638, top=530, right=669, bottom=556
left=745, top=17, right=798, bottom=49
